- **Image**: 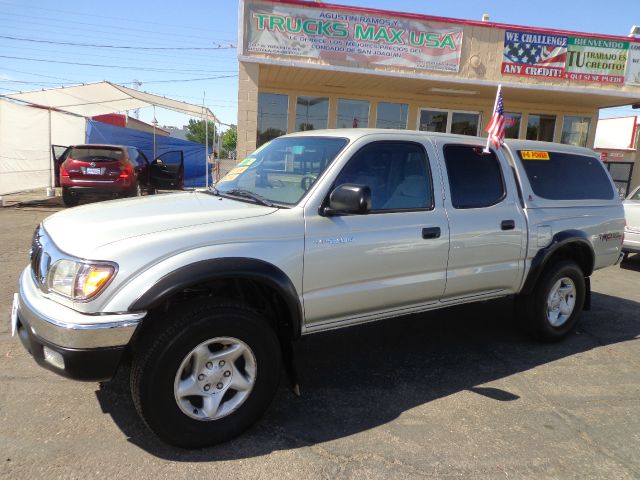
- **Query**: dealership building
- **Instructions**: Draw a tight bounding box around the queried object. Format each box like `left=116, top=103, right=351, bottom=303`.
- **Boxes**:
left=236, top=0, right=640, bottom=161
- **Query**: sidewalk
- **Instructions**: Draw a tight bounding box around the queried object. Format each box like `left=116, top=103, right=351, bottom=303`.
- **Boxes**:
left=1, top=188, right=63, bottom=208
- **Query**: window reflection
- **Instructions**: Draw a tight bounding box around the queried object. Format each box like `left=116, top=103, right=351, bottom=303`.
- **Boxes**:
left=257, top=93, right=288, bottom=147
left=526, top=114, right=556, bottom=142
left=376, top=102, right=408, bottom=129
left=296, top=96, right=329, bottom=131
left=337, top=99, right=370, bottom=128
left=561, top=116, right=591, bottom=147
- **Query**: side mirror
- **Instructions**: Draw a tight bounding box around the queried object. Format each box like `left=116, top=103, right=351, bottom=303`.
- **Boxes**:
left=322, top=184, right=371, bottom=216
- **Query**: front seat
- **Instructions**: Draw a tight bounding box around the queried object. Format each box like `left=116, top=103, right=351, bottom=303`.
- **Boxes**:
left=384, top=156, right=429, bottom=209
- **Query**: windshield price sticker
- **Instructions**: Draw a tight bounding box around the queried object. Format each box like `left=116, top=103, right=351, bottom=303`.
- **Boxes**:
left=228, top=166, right=248, bottom=175
left=219, top=173, right=239, bottom=183
left=520, top=150, right=550, bottom=160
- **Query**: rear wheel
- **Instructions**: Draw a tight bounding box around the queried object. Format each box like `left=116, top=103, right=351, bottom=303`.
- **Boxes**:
left=517, top=260, right=585, bottom=341
left=62, top=188, right=79, bottom=207
left=130, top=300, right=282, bottom=448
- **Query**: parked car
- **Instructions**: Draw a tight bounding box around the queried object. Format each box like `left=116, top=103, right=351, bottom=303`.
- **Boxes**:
left=13, top=130, right=624, bottom=448
left=56, top=144, right=185, bottom=207
left=622, top=186, right=640, bottom=257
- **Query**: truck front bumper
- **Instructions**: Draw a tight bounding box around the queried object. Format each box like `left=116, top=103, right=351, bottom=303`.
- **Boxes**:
left=14, top=268, right=146, bottom=381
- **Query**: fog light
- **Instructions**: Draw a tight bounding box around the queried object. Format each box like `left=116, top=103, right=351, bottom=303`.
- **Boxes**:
left=43, top=346, right=65, bottom=370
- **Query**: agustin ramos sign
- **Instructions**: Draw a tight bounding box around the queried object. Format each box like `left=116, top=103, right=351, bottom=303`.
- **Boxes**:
left=243, top=2, right=464, bottom=72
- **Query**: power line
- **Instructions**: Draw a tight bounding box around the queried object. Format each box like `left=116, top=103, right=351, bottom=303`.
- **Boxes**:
left=138, top=75, right=239, bottom=84
left=0, top=34, right=235, bottom=50
left=0, top=1, right=236, bottom=41
left=0, top=54, right=238, bottom=74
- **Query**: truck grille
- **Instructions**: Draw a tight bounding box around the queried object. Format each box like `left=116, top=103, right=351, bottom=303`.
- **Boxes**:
left=30, top=226, right=50, bottom=287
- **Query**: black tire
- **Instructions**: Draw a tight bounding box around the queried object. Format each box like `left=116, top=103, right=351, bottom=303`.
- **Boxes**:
left=130, top=300, right=281, bottom=448
left=62, top=188, right=79, bottom=207
left=131, top=181, right=142, bottom=197
left=517, top=260, right=585, bottom=342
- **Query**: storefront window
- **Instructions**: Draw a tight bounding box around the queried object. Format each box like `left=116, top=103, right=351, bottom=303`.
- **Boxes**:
left=504, top=112, right=521, bottom=139
left=337, top=99, right=370, bottom=128
left=419, top=110, right=447, bottom=133
left=561, top=116, right=591, bottom=147
left=257, top=93, right=288, bottom=147
left=451, top=112, right=480, bottom=136
left=526, top=114, right=556, bottom=142
left=295, top=96, right=329, bottom=131
left=376, top=102, right=408, bottom=129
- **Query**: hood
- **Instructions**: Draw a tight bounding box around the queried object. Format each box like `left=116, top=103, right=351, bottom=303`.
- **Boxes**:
left=43, top=191, right=277, bottom=256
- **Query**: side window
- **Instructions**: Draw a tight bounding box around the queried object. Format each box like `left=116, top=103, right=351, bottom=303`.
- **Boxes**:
left=520, top=151, right=614, bottom=200
left=443, top=145, right=505, bottom=209
left=137, top=149, right=149, bottom=166
left=334, top=142, right=433, bottom=211
left=127, top=148, right=139, bottom=166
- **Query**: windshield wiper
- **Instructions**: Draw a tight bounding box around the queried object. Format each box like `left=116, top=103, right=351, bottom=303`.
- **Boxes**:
left=221, top=188, right=275, bottom=207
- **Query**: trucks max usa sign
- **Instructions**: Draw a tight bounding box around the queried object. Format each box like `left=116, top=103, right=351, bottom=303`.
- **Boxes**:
left=244, top=3, right=463, bottom=72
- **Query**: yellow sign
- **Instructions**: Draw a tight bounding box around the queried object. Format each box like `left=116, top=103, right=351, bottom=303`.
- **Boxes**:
left=218, top=173, right=239, bottom=183
left=520, top=150, right=550, bottom=160
left=228, top=166, right=248, bottom=175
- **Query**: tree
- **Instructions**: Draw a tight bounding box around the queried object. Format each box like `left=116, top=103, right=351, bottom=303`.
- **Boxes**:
left=222, top=125, right=237, bottom=154
left=185, top=119, right=218, bottom=147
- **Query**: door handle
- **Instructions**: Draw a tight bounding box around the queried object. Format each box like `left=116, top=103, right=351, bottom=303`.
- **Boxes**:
left=501, top=220, right=515, bottom=231
left=422, top=227, right=441, bottom=239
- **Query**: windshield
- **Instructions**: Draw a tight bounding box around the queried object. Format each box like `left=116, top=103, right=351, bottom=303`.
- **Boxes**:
left=215, top=136, right=348, bottom=205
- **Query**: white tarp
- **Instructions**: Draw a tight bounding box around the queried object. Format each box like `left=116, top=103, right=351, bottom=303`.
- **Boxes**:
left=594, top=116, right=637, bottom=150
left=4, top=82, right=216, bottom=120
left=0, top=99, right=86, bottom=195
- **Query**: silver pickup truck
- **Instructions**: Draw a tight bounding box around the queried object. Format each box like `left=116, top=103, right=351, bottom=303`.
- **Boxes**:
left=12, top=129, right=625, bottom=448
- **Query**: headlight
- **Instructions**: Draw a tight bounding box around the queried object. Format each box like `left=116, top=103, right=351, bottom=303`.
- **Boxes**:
left=47, top=259, right=116, bottom=301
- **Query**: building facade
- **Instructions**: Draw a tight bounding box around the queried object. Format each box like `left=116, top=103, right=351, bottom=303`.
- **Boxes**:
left=236, top=0, right=640, bottom=160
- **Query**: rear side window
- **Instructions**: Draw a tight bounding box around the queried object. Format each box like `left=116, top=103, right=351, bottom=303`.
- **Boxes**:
left=443, top=145, right=505, bottom=209
left=520, top=151, right=614, bottom=200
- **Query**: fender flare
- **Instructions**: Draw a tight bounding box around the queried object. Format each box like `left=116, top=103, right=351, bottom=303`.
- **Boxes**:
left=129, top=257, right=303, bottom=339
left=521, top=230, right=595, bottom=295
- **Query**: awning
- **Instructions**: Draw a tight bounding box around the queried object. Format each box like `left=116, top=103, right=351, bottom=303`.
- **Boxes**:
left=1, top=81, right=216, bottom=121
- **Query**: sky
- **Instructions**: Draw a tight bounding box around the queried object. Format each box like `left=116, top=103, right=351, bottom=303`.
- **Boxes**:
left=1, top=0, right=639, bottom=129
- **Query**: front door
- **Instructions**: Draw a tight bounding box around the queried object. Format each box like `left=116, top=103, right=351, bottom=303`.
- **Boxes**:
left=150, top=150, right=184, bottom=190
left=303, top=140, right=449, bottom=330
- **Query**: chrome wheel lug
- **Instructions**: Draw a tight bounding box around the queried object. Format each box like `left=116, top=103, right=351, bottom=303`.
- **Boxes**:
left=223, top=370, right=231, bottom=377
left=206, top=361, right=213, bottom=369
left=216, top=382, right=223, bottom=390
left=198, top=374, right=205, bottom=381
left=219, top=360, right=225, bottom=367
left=204, top=384, right=211, bottom=391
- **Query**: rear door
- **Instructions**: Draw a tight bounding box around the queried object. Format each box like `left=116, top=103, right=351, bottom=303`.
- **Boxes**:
left=150, top=151, right=184, bottom=190
left=436, top=140, right=526, bottom=300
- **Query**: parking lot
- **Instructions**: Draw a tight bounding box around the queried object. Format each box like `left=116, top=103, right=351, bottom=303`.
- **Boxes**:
left=1, top=201, right=639, bottom=479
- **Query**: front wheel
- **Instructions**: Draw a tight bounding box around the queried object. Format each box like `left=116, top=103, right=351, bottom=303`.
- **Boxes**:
left=130, top=300, right=282, bottom=448
left=517, top=260, right=585, bottom=342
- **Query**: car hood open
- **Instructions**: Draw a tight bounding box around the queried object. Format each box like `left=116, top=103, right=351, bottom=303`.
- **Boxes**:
left=43, top=191, right=278, bottom=256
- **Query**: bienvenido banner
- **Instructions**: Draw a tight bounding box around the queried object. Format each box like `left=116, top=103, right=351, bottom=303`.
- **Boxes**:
left=244, top=2, right=464, bottom=72
left=565, top=37, right=629, bottom=84
left=501, top=30, right=568, bottom=79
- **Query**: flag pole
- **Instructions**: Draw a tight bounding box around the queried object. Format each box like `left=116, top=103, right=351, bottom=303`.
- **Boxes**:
left=484, top=84, right=502, bottom=153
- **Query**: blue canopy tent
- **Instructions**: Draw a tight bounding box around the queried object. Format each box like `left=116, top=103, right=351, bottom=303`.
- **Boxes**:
left=86, top=120, right=211, bottom=188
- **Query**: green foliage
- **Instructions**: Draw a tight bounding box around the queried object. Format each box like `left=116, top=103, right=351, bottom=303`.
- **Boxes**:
left=222, top=125, right=237, bottom=152
left=185, top=119, right=218, bottom=147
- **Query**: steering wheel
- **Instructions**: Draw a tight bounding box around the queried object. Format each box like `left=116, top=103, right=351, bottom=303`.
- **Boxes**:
left=300, top=176, right=316, bottom=191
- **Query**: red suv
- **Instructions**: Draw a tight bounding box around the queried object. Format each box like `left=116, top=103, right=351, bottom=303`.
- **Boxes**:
left=57, top=145, right=184, bottom=207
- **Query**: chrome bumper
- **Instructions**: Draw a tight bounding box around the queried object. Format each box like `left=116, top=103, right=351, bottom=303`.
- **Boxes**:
left=17, top=268, right=145, bottom=349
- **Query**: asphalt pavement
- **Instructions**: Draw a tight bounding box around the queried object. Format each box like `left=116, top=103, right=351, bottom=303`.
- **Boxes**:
left=1, top=202, right=639, bottom=479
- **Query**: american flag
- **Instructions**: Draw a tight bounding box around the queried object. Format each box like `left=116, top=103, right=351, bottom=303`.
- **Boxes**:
left=486, top=88, right=505, bottom=148
left=504, top=42, right=566, bottom=68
